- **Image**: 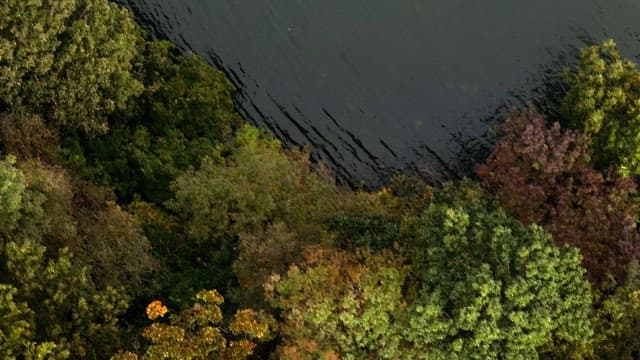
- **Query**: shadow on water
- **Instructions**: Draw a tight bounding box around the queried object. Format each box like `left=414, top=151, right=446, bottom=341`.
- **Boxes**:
left=417, top=29, right=612, bottom=187
left=403, top=44, right=584, bottom=186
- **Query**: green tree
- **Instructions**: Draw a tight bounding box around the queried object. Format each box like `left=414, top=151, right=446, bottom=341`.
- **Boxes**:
left=589, top=264, right=640, bottom=359
left=69, top=40, right=243, bottom=204
left=0, top=0, right=143, bottom=133
left=1, top=242, right=129, bottom=359
left=403, top=182, right=593, bottom=359
left=0, top=156, right=129, bottom=359
left=0, top=156, right=26, bottom=233
left=562, top=39, right=640, bottom=176
left=130, top=41, right=241, bottom=142
left=0, top=284, right=63, bottom=359
left=161, top=125, right=345, bottom=305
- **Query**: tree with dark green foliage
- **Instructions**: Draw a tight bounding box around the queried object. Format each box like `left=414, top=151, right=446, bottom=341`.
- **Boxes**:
left=69, top=40, right=243, bottom=204
left=589, top=264, right=640, bottom=359
left=325, top=212, right=400, bottom=250
left=1, top=242, right=129, bottom=359
left=0, top=0, right=143, bottom=133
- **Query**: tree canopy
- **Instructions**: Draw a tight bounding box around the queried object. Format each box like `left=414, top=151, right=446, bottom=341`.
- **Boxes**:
left=266, top=183, right=594, bottom=360
left=0, top=0, right=143, bottom=133
left=0, top=156, right=129, bottom=358
left=477, top=107, right=640, bottom=286
left=2, top=2, right=640, bottom=357
left=402, top=182, right=594, bottom=359
left=562, top=39, right=640, bottom=177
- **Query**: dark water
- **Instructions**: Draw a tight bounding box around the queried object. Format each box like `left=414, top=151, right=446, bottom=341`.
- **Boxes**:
left=116, top=0, right=640, bottom=187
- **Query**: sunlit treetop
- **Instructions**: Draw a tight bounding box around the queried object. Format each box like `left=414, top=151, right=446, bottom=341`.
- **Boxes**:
left=562, top=39, right=640, bottom=176
left=0, top=0, right=143, bottom=133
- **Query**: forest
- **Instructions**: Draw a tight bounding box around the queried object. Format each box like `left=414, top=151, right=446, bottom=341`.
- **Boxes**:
left=2, top=1, right=640, bottom=359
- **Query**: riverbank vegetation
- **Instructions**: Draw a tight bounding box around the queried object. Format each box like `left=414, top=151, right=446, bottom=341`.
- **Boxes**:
left=2, top=1, right=640, bottom=358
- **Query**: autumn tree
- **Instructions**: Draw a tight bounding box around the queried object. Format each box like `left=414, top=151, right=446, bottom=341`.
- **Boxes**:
left=265, top=247, right=409, bottom=359
left=0, top=0, right=143, bottom=133
left=0, top=111, right=61, bottom=163
left=561, top=39, right=640, bottom=176
left=112, top=289, right=270, bottom=360
left=477, top=107, right=640, bottom=286
left=16, top=160, right=156, bottom=293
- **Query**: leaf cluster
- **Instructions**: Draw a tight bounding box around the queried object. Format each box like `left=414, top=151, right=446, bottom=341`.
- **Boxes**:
left=112, top=289, right=270, bottom=360
left=68, top=40, right=243, bottom=204
left=561, top=39, right=640, bottom=176
left=401, top=182, right=593, bottom=359
left=477, top=107, right=640, bottom=286
left=0, top=0, right=143, bottom=133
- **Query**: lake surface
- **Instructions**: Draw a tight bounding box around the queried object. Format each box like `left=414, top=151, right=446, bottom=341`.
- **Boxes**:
left=116, top=0, right=640, bottom=187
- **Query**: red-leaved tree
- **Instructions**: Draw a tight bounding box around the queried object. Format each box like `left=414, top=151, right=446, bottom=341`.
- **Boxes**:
left=477, top=107, right=640, bottom=286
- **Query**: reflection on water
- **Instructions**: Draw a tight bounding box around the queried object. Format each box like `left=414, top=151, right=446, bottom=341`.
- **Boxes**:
left=116, top=0, right=640, bottom=187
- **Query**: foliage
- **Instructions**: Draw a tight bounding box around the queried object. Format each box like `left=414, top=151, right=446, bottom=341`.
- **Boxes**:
left=167, top=125, right=338, bottom=244
left=0, top=0, right=143, bottom=133
left=0, top=284, right=63, bottom=359
left=112, top=289, right=270, bottom=360
left=325, top=212, right=399, bottom=250
left=9, top=1, right=640, bottom=357
left=0, top=156, right=130, bottom=358
left=69, top=40, right=243, bottom=204
left=477, top=107, right=640, bottom=286
left=265, top=247, right=409, bottom=360
left=589, top=263, right=640, bottom=359
left=0, top=241, right=129, bottom=359
left=0, top=111, right=61, bottom=163
left=386, top=174, right=434, bottom=215
left=164, top=125, right=351, bottom=306
left=130, top=41, right=242, bottom=141
left=264, top=182, right=593, bottom=359
left=402, top=181, right=593, bottom=359
left=561, top=39, right=640, bottom=176
left=0, top=156, right=26, bottom=233
left=17, top=160, right=156, bottom=293
left=321, top=176, right=432, bottom=253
